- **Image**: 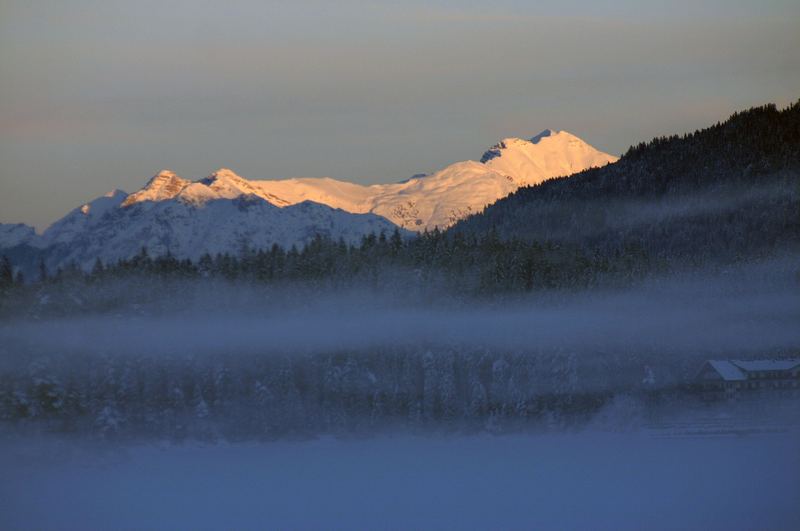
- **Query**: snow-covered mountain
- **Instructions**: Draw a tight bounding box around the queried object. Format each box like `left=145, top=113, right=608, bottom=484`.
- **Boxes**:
left=1, top=171, right=401, bottom=271
left=227, top=130, right=617, bottom=229
left=46, top=194, right=398, bottom=270
left=118, top=130, right=616, bottom=231
left=0, top=129, right=616, bottom=270
left=479, top=129, right=617, bottom=186
left=43, top=189, right=129, bottom=247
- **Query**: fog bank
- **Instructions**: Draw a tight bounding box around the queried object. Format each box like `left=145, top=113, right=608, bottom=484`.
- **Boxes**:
left=2, top=257, right=798, bottom=362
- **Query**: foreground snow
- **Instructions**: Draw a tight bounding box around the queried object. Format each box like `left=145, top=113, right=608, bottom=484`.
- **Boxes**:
left=1, top=431, right=797, bottom=530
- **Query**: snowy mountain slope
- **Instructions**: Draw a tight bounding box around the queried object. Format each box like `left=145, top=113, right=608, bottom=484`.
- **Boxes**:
left=481, top=129, right=618, bottom=187
left=364, top=161, right=517, bottom=229
left=115, top=130, right=616, bottom=231
left=176, top=130, right=616, bottom=230
left=215, top=163, right=517, bottom=230
left=42, top=189, right=128, bottom=246
left=43, top=189, right=399, bottom=269
left=2, top=170, right=401, bottom=271
left=119, top=170, right=192, bottom=206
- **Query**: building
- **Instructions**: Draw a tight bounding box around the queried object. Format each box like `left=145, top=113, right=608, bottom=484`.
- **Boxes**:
left=695, top=359, right=800, bottom=399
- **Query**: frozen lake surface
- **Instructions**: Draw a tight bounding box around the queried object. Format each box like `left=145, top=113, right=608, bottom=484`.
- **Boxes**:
left=1, top=431, right=798, bottom=530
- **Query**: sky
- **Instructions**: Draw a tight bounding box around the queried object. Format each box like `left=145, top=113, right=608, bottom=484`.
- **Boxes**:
left=1, top=0, right=798, bottom=230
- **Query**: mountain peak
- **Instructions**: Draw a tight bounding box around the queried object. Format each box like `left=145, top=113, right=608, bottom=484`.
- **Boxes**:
left=202, top=168, right=246, bottom=184
left=82, top=189, right=127, bottom=212
left=479, top=130, right=618, bottom=186
left=193, top=168, right=263, bottom=201
left=77, top=189, right=129, bottom=216
left=530, top=129, right=559, bottom=143
left=121, top=170, right=190, bottom=207
left=144, top=169, right=187, bottom=187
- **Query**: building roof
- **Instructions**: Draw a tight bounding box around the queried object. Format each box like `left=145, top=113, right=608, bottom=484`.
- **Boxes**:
left=707, top=360, right=747, bottom=381
left=731, top=359, right=800, bottom=372
left=700, top=358, right=800, bottom=381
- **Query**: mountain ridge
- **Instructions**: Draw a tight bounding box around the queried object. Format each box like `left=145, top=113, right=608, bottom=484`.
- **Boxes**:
left=0, top=129, right=617, bottom=272
left=113, top=129, right=616, bottom=231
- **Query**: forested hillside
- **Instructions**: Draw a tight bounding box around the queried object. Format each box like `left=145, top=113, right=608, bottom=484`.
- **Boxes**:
left=455, top=102, right=800, bottom=264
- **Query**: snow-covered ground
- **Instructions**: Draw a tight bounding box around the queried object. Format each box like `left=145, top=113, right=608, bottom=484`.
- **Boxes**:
left=1, top=431, right=797, bottom=530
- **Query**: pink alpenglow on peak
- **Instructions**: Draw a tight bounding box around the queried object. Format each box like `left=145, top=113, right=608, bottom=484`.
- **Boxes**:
left=112, top=130, right=615, bottom=230
left=480, top=130, right=618, bottom=188
left=121, top=170, right=190, bottom=207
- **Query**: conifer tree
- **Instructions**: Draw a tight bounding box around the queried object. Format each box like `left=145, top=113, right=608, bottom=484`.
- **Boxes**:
left=0, top=256, right=12, bottom=289
left=38, top=258, right=48, bottom=283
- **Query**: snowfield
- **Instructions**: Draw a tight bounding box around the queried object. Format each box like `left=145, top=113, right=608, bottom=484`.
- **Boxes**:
left=1, top=431, right=797, bottom=530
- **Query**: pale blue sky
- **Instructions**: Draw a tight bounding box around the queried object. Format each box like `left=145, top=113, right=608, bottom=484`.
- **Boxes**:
left=1, top=0, right=798, bottom=229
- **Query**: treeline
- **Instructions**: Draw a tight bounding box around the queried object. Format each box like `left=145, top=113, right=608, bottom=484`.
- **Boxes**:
left=533, top=101, right=799, bottom=201
left=623, top=102, right=800, bottom=171
left=0, top=346, right=676, bottom=441
left=0, top=228, right=660, bottom=318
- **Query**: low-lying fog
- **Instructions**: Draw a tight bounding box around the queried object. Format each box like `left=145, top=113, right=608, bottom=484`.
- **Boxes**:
left=2, top=256, right=799, bottom=362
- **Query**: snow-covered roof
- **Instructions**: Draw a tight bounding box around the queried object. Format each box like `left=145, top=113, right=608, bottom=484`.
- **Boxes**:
left=701, top=358, right=800, bottom=381
left=707, top=360, right=747, bottom=381
left=731, top=359, right=800, bottom=372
